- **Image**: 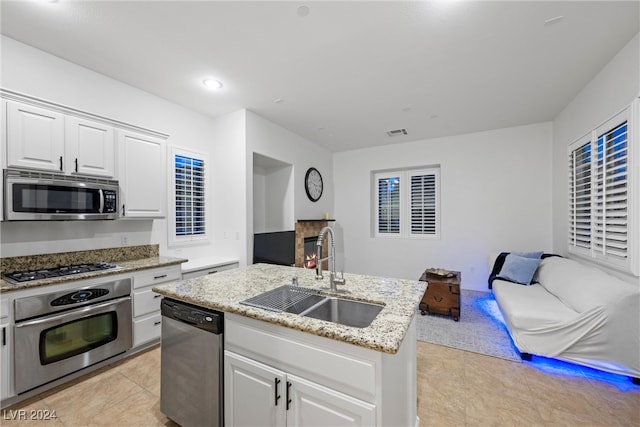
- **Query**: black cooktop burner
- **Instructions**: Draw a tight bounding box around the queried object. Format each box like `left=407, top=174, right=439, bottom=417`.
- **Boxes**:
left=4, top=262, right=117, bottom=283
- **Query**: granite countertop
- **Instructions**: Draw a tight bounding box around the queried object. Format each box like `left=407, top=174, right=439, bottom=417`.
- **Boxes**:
left=0, top=256, right=187, bottom=292
left=153, top=263, right=427, bottom=354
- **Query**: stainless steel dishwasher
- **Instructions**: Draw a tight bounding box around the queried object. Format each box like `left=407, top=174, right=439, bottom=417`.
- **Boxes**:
left=160, top=298, right=224, bottom=427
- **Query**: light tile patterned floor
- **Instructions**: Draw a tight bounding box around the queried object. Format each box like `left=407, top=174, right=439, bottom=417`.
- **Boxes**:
left=3, top=342, right=639, bottom=426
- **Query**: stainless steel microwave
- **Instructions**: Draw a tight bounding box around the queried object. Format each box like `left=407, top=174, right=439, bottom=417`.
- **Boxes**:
left=4, top=169, right=120, bottom=220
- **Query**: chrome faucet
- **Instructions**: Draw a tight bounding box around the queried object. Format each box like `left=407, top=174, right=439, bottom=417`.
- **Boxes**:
left=315, top=226, right=346, bottom=291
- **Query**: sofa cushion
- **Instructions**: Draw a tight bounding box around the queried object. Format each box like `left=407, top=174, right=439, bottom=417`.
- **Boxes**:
left=536, top=257, right=638, bottom=313
left=493, top=280, right=578, bottom=330
left=498, top=254, right=541, bottom=285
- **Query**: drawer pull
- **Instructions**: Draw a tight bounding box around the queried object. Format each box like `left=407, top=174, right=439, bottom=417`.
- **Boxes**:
left=207, top=270, right=219, bottom=275
left=154, top=294, right=162, bottom=298
left=154, top=321, right=162, bottom=326
left=154, top=274, right=168, bottom=280
left=434, top=295, right=443, bottom=302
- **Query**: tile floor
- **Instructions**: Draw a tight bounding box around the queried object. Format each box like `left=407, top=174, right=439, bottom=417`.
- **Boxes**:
left=3, top=342, right=639, bottom=426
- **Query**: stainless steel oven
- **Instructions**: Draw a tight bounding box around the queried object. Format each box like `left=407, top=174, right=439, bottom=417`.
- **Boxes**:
left=4, top=168, right=119, bottom=221
left=13, top=278, right=132, bottom=394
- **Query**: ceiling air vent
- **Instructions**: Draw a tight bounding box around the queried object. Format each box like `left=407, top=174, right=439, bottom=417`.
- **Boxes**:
left=386, top=128, right=408, bottom=137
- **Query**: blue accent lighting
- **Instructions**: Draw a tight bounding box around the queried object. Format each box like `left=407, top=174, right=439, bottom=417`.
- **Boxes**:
left=476, top=292, right=638, bottom=392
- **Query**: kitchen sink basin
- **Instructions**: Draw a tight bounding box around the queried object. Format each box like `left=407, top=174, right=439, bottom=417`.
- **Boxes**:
left=240, top=286, right=384, bottom=328
left=301, top=297, right=384, bottom=328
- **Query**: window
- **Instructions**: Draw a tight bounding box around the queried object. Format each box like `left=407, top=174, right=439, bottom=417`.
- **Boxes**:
left=374, top=167, right=440, bottom=239
left=568, top=105, right=637, bottom=274
left=169, top=147, right=208, bottom=245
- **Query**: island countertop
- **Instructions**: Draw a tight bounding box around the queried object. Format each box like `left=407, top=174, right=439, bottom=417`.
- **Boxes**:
left=153, top=263, right=427, bottom=354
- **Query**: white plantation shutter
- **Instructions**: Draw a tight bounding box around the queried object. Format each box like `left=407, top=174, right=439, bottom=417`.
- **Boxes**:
left=593, top=119, right=628, bottom=259
left=374, top=167, right=440, bottom=239
left=169, top=147, right=208, bottom=245
left=377, top=175, right=401, bottom=235
left=410, top=171, right=438, bottom=236
left=568, top=138, right=592, bottom=251
left=567, top=104, right=637, bottom=274
left=175, top=154, right=205, bottom=236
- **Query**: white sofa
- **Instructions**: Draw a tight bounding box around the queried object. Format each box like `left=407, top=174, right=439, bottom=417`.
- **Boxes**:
left=490, top=255, right=639, bottom=382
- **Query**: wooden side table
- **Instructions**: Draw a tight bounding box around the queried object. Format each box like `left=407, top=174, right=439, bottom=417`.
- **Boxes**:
left=418, top=270, right=461, bottom=321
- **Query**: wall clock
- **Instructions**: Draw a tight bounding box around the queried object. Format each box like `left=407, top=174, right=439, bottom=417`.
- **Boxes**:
left=304, top=167, right=323, bottom=202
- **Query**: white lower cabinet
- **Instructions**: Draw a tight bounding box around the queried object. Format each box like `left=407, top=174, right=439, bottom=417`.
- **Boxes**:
left=0, top=297, right=11, bottom=402
left=225, top=313, right=417, bottom=427
left=132, top=265, right=181, bottom=348
left=287, top=373, right=376, bottom=427
left=225, top=351, right=374, bottom=427
left=181, top=261, right=239, bottom=280
left=0, top=321, right=11, bottom=402
left=225, top=351, right=286, bottom=427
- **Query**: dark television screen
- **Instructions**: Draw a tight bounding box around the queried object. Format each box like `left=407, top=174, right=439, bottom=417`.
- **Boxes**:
left=253, top=231, right=295, bottom=266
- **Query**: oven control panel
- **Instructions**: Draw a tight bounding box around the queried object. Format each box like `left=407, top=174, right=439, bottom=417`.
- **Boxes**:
left=51, top=289, right=110, bottom=306
left=14, top=278, right=132, bottom=322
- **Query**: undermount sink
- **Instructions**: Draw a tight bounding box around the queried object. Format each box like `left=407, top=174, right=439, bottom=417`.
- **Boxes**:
left=300, top=297, right=384, bottom=328
left=239, top=285, right=384, bottom=328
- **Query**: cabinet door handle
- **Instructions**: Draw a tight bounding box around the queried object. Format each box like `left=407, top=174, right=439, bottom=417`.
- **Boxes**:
left=286, top=381, right=292, bottom=410
left=154, top=321, right=161, bottom=326
left=2, top=327, right=5, bottom=346
left=75, top=158, right=78, bottom=173
left=274, top=378, right=281, bottom=406
left=122, top=204, right=125, bottom=217
left=59, top=156, right=63, bottom=171
left=154, top=274, right=168, bottom=280
left=154, top=294, right=162, bottom=298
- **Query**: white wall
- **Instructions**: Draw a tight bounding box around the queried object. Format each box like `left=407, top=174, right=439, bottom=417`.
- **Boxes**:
left=334, top=122, right=553, bottom=291
left=552, top=33, right=639, bottom=283
left=253, top=172, right=267, bottom=233
left=265, top=166, right=294, bottom=232
left=0, top=36, right=243, bottom=264
left=209, top=109, right=248, bottom=265
left=246, top=111, right=334, bottom=263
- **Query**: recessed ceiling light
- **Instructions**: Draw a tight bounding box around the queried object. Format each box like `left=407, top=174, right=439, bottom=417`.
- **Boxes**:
left=202, top=78, right=223, bottom=90
left=297, top=5, right=310, bottom=17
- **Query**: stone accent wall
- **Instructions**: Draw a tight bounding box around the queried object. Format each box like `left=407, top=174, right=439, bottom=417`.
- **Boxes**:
left=294, top=221, right=330, bottom=269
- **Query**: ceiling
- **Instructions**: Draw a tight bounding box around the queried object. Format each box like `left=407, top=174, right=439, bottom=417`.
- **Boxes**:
left=1, top=1, right=638, bottom=152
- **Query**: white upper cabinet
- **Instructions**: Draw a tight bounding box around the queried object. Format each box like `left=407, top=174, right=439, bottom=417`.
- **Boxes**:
left=118, top=130, right=166, bottom=218
left=65, top=117, right=115, bottom=178
left=6, top=101, right=65, bottom=172
left=3, top=93, right=169, bottom=219
left=6, top=100, right=116, bottom=178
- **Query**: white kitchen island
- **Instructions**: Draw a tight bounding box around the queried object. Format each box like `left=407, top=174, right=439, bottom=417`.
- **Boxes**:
left=153, top=263, right=426, bottom=427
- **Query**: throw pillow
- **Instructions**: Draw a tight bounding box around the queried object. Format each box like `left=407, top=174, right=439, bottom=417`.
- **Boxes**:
left=512, top=251, right=543, bottom=259
left=498, top=254, right=541, bottom=285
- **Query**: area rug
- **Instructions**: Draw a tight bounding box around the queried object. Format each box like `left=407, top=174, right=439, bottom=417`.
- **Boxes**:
left=415, top=290, right=522, bottom=362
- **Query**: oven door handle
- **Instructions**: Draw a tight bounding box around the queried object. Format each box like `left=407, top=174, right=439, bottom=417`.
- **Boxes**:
left=15, top=296, right=131, bottom=328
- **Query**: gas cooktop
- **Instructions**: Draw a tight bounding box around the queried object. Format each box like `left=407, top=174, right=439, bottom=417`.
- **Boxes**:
left=3, top=262, right=118, bottom=284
